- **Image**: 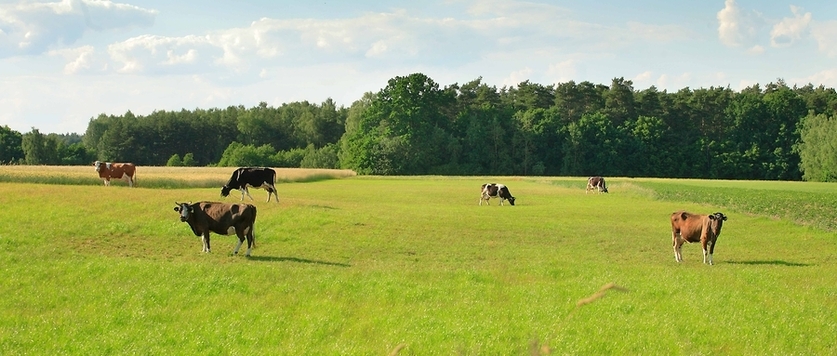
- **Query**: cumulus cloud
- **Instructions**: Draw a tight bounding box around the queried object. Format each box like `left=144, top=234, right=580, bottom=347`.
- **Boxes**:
left=810, top=20, right=837, bottom=57
left=48, top=45, right=101, bottom=74
left=0, top=0, right=157, bottom=57
left=770, top=5, right=811, bottom=47
left=547, top=60, right=577, bottom=83
left=716, top=0, right=760, bottom=48
left=92, top=0, right=692, bottom=80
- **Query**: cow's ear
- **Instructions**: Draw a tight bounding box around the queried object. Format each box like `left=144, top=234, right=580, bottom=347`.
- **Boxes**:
left=174, top=206, right=180, bottom=212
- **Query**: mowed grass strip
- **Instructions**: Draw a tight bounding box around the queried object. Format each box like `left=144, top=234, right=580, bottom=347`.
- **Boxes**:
left=1, top=176, right=836, bottom=354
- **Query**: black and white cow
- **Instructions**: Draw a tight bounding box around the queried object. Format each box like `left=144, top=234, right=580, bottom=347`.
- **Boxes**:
left=220, top=167, right=279, bottom=202
left=174, top=201, right=257, bottom=256
left=479, top=183, right=516, bottom=206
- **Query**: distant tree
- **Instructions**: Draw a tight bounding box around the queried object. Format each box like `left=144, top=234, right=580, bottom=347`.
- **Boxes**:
left=0, top=125, right=24, bottom=164
left=301, top=143, right=339, bottom=169
left=22, top=128, right=60, bottom=165
left=166, top=154, right=183, bottom=166
left=217, top=142, right=278, bottom=167
left=182, top=153, right=197, bottom=166
left=796, top=113, right=837, bottom=182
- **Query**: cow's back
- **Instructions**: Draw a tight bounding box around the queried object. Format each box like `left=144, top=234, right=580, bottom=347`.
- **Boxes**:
left=671, top=211, right=711, bottom=243
left=198, top=202, right=256, bottom=234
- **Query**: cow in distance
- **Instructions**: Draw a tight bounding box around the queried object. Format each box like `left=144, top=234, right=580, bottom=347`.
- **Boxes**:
left=586, top=176, right=608, bottom=194
left=174, top=201, right=257, bottom=256
left=94, top=161, right=136, bottom=187
left=670, top=211, right=728, bottom=265
left=480, top=183, right=516, bottom=206
left=221, top=167, right=280, bottom=202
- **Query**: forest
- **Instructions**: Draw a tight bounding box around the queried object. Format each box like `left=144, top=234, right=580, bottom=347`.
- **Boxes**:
left=2, top=73, right=837, bottom=181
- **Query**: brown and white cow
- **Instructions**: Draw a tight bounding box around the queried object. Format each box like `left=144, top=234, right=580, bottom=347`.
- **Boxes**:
left=94, top=161, right=136, bottom=187
left=479, top=183, right=516, bottom=206
left=586, top=176, right=608, bottom=194
left=174, top=201, right=257, bottom=256
left=670, top=211, right=728, bottom=265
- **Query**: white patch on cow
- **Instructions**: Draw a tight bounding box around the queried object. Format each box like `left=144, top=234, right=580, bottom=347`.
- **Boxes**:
left=226, top=226, right=236, bottom=235
left=233, top=239, right=243, bottom=255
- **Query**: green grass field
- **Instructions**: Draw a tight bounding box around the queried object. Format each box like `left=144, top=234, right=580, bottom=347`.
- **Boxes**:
left=1, top=169, right=836, bottom=354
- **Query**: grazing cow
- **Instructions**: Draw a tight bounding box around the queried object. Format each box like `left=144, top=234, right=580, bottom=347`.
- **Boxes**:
left=670, top=211, right=728, bottom=265
left=221, top=167, right=279, bottom=202
left=174, top=201, right=257, bottom=256
left=479, top=183, right=516, bottom=206
left=94, top=161, right=136, bottom=187
left=586, top=176, right=608, bottom=194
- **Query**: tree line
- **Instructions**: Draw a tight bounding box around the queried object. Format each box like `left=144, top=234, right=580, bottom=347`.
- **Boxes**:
left=2, top=73, right=836, bottom=181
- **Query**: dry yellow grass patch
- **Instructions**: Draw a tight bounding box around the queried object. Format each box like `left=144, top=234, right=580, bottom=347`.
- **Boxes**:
left=0, top=165, right=356, bottom=186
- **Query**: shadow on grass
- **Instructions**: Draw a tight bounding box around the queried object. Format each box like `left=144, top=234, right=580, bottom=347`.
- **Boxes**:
left=726, top=260, right=812, bottom=267
left=248, top=255, right=351, bottom=267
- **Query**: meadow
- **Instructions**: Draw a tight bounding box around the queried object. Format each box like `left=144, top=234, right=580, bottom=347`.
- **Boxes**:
left=1, top=167, right=836, bottom=355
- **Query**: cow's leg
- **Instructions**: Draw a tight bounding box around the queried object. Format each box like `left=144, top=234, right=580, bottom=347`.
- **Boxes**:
left=202, top=233, right=211, bottom=253
left=243, top=225, right=254, bottom=256
left=122, top=173, right=134, bottom=187
left=233, top=235, right=244, bottom=255
left=103, top=178, right=110, bottom=186
left=240, top=187, right=255, bottom=201
left=707, top=240, right=715, bottom=265
left=708, top=238, right=717, bottom=265
left=673, top=232, right=683, bottom=262
left=264, top=183, right=279, bottom=202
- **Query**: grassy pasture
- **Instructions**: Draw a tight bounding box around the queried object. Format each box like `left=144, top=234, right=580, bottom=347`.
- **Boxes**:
left=1, top=169, right=836, bottom=354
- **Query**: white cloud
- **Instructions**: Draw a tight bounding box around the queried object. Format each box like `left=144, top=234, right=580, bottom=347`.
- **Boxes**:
left=716, top=0, right=760, bottom=48
left=748, top=45, right=765, bottom=54
left=632, top=70, right=653, bottom=84
left=48, top=45, right=98, bottom=74
left=656, top=72, right=693, bottom=90
left=770, top=5, right=811, bottom=48
left=810, top=20, right=837, bottom=57
left=793, top=68, right=837, bottom=88
left=546, top=60, right=577, bottom=83
left=503, top=67, right=533, bottom=87
left=0, top=0, right=157, bottom=57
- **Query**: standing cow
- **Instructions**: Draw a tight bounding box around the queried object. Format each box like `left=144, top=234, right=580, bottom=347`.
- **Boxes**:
left=479, top=183, right=516, bottom=206
left=221, top=167, right=280, bottom=202
left=94, top=161, right=136, bottom=187
left=174, top=201, right=257, bottom=256
left=586, top=176, right=608, bottom=194
left=670, top=211, right=728, bottom=265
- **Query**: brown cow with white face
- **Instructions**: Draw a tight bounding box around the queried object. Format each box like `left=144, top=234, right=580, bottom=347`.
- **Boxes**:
left=586, top=176, right=608, bottom=194
left=174, top=201, right=257, bottom=256
left=94, top=161, right=136, bottom=187
left=670, top=211, right=728, bottom=265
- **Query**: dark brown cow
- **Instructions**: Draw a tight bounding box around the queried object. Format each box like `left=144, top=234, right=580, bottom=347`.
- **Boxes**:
left=94, top=161, right=136, bottom=187
left=670, top=211, right=728, bottom=265
left=174, top=201, right=257, bottom=256
left=479, top=183, right=516, bottom=206
left=586, top=176, right=608, bottom=194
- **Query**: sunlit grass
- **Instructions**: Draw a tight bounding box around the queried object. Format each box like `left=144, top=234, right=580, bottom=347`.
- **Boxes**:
left=1, top=177, right=836, bottom=354
left=0, top=165, right=356, bottom=188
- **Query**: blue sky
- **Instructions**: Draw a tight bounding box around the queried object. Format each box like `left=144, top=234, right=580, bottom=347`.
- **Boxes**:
left=1, top=0, right=836, bottom=134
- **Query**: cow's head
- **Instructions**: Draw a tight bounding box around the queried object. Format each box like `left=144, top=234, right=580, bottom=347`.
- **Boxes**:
left=709, top=212, right=728, bottom=235
left=601, top=187, right=609, bottom=193
left=94, top=161, right=102, bottom=172
left=507, top=197, right=516, bottom=206
left=220, top=186, right=233, bottom=197
left=173, top=202, right=194, bottom=222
